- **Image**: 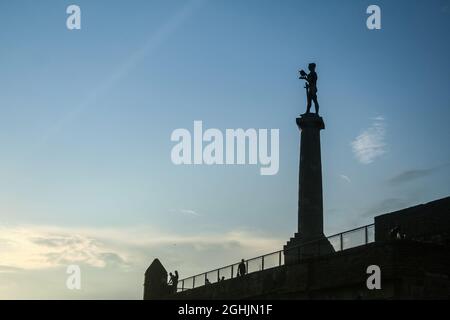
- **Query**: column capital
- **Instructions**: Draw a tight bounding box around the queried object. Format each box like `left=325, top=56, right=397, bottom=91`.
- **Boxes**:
left=296, top=113, right=325, bottom=130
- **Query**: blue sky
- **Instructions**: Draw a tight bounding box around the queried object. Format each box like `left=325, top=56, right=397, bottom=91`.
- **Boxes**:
left=0, top=0, right=449, bottom=299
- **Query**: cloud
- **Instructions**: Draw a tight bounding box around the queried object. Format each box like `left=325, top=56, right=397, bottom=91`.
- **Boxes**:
left=0, top=265, right=22, bottom=274
left=0, top=226, right=129, bottom=270
left=180, top=209, right=201, bottom=217
left=339, top=174, right=351, bottom=183
left=362, top=198, right=411, bottom=218
left=169, top=208, right=201, bottom=217
left=351, top=116, right=387, bottom=164
left=388, top=163, right=449, bottom=186
left=0, top=224, right=283, bottom=273
left=0, top=224, right=285, bottom=299
left=388, top=168, right=434, bottom=186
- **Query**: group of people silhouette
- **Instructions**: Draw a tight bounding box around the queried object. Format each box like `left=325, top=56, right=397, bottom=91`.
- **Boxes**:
left=204, top=259, right=247, bottom=285
left=171, top=258, right=248, bottom=292
left=168, top=270, right=179, bottom=293
left=177, top=258, right=248, bottom=290
left=389, top=225, right=406, bottom=240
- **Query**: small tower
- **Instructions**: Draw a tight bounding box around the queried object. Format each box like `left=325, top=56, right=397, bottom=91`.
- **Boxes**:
left=143, top=258, right=169, bottom=300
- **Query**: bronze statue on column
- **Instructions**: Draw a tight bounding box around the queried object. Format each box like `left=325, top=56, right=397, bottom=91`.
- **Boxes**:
left=299, top=63, right=320, bottom=115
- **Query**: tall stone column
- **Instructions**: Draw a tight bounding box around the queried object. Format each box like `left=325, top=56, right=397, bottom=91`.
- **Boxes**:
left=297, top=114, right=325, bottom=239
left=284, top=113, right=334, bottom=264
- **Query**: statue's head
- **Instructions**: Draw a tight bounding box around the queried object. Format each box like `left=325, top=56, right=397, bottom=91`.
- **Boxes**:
left=308, top=63, right=316, bottom=71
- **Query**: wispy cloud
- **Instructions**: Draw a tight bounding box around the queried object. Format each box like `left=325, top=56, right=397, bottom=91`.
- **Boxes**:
left=388, top=163, right=449, bottom=186
left=362, top=197, right=411, bottom=218
left=351, top=116, right=387, bottom=164
left=339, top=174, right=351, bottom=183
left=177, top=209, right=201, bottom=217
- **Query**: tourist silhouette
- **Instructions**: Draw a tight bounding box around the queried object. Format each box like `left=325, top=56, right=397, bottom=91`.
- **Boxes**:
left=389, top=226, right=406, bottom=240
left=237, top=259, right=247, bottom=277
left=173, top=270, right=179, bottom=292
left=299, top=63, right=320, bottom=114
left=168, top=271, right=179, bottom=293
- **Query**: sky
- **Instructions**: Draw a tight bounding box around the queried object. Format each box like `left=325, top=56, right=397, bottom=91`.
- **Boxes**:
left=0, top=0, right=449, bottom=299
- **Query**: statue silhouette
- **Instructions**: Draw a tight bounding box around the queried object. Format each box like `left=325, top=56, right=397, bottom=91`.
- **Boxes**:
left=299, top=63, right=320, bottom=114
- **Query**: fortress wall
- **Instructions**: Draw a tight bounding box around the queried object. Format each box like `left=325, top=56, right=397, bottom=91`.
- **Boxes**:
left=170, top=241, right=450, bottom=300
left=375, top=197, right=450, bottom=245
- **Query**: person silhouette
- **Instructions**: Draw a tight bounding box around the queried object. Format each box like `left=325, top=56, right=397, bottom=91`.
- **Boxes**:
left=299, top=63, right=320, bottom=114
left=173, top=270, right=179, bottom=292
left=237, top=259, right=246, bottom=277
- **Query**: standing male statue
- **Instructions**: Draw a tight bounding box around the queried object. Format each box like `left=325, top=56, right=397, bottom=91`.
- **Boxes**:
left=299, top=63, right=320, bottom=114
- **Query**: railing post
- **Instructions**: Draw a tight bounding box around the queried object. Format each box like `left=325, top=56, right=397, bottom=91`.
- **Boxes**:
left=182, top=280, right=184, bottom=292
left=365, top=226, right=369, bottom=244
left=205, top=273, right=207, bottom=284
left=193, top=277, right=195, bottom=289
left=279, top=251, right=282, bottom=266
left=340, top=233, right=343, bottom=251
left=246, top=260, right=248, bottom=274
left=217, top=269, right=220, bottom=282
left=231, top=265, right=234, bottom=279
left=261, top=256, right=265, bottom=271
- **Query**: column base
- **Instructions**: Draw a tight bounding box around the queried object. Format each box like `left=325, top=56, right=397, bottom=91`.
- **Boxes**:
left=283, top=233, right=335, bottom=265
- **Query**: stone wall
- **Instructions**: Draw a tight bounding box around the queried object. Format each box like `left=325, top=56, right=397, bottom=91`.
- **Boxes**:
left=146, top=196, right=450, bottom=300
left=375, top=197, right=450, bottom=245
left=170, top=241, right=450, bottom=300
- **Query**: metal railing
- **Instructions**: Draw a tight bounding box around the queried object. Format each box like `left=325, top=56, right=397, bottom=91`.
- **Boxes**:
left=176, top=224, right=375, bottom=292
